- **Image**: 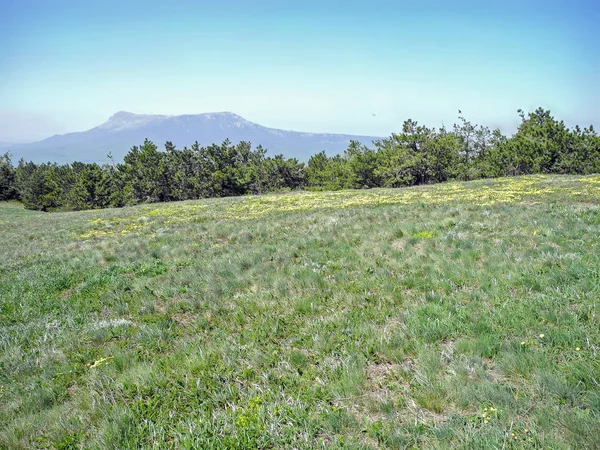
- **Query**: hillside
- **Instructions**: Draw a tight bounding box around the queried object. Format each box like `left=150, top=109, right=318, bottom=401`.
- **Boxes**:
left=6, top=112, right=380, bottom=164
left=1, top=175, right=600, bottom=449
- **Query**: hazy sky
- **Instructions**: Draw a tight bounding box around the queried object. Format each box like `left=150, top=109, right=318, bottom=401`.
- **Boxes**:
left=1, top=0, right=598, bottom=141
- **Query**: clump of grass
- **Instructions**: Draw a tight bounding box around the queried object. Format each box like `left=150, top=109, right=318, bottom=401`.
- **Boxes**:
left=412, top=230, right=436, bottom=239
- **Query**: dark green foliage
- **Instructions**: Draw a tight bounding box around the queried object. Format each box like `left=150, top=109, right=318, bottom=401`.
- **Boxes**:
left=345, top=140, right=382, bottom=188
left=11, top=108, right=600, bottom=211
left=15, top=161, right=72, bottom=211
left=13, top=140, right=310, bottom=211
left=306, top=151, right=353, bottom=190
left=375, top=120, right=461, bottom=187
left=304, top=109, right=598, bottom=193
left=253, top=153, right=305, bottom=193
left=119, top=139, right=171, bottom=203
left=0, top=153, right=17, bottom=201
left=480, top=108, right=600, bottom=177
left=69, top=162, right=110, bottom=210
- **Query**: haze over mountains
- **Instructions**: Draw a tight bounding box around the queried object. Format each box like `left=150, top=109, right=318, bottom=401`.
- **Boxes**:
left=6, top=112, right=381, bottom=164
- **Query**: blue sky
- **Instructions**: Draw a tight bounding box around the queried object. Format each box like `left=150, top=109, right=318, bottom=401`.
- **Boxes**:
left=1, top=0, right=598, bottom=141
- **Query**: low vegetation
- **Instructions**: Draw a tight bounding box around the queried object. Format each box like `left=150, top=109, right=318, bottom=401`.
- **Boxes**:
left=1, top=175, right=600, bottom=448
left=1, top=108, right=599, bottom=211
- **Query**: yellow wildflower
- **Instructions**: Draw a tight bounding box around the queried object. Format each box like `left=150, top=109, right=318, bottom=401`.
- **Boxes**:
left=87, top=356, right=113, bottom=369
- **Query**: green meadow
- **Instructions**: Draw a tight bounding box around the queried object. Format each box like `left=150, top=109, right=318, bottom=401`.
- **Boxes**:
left=1, top=175, right=600, bottom=449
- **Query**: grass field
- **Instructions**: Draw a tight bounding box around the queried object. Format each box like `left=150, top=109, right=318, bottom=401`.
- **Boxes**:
left=1, top=175, right=600, bottom=449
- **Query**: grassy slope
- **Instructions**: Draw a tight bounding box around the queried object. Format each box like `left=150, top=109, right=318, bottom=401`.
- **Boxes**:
left=1, top=175, right=600, bottom=449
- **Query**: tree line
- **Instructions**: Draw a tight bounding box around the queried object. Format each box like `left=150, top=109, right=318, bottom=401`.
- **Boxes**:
left=0, top=108, right=598, bottom=211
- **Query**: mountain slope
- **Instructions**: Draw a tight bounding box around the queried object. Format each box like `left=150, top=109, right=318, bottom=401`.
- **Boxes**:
left=7, top=112, right=381, bottom=164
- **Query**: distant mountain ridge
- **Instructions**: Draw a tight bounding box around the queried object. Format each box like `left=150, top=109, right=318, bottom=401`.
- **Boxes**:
left=7, top=112, right=381, bottom=164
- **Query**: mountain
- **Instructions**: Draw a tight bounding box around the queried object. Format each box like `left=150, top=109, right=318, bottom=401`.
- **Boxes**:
left=6, top=112, right=381, bottom=164
left=0, top=140, right=27, bottom=149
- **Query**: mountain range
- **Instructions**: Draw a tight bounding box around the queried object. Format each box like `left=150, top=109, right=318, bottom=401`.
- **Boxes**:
left=5, top=112, right=381, bottom=164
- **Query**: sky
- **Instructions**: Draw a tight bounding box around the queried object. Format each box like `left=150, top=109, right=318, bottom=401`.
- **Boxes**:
left=1, top=0, right=599, bottom=141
